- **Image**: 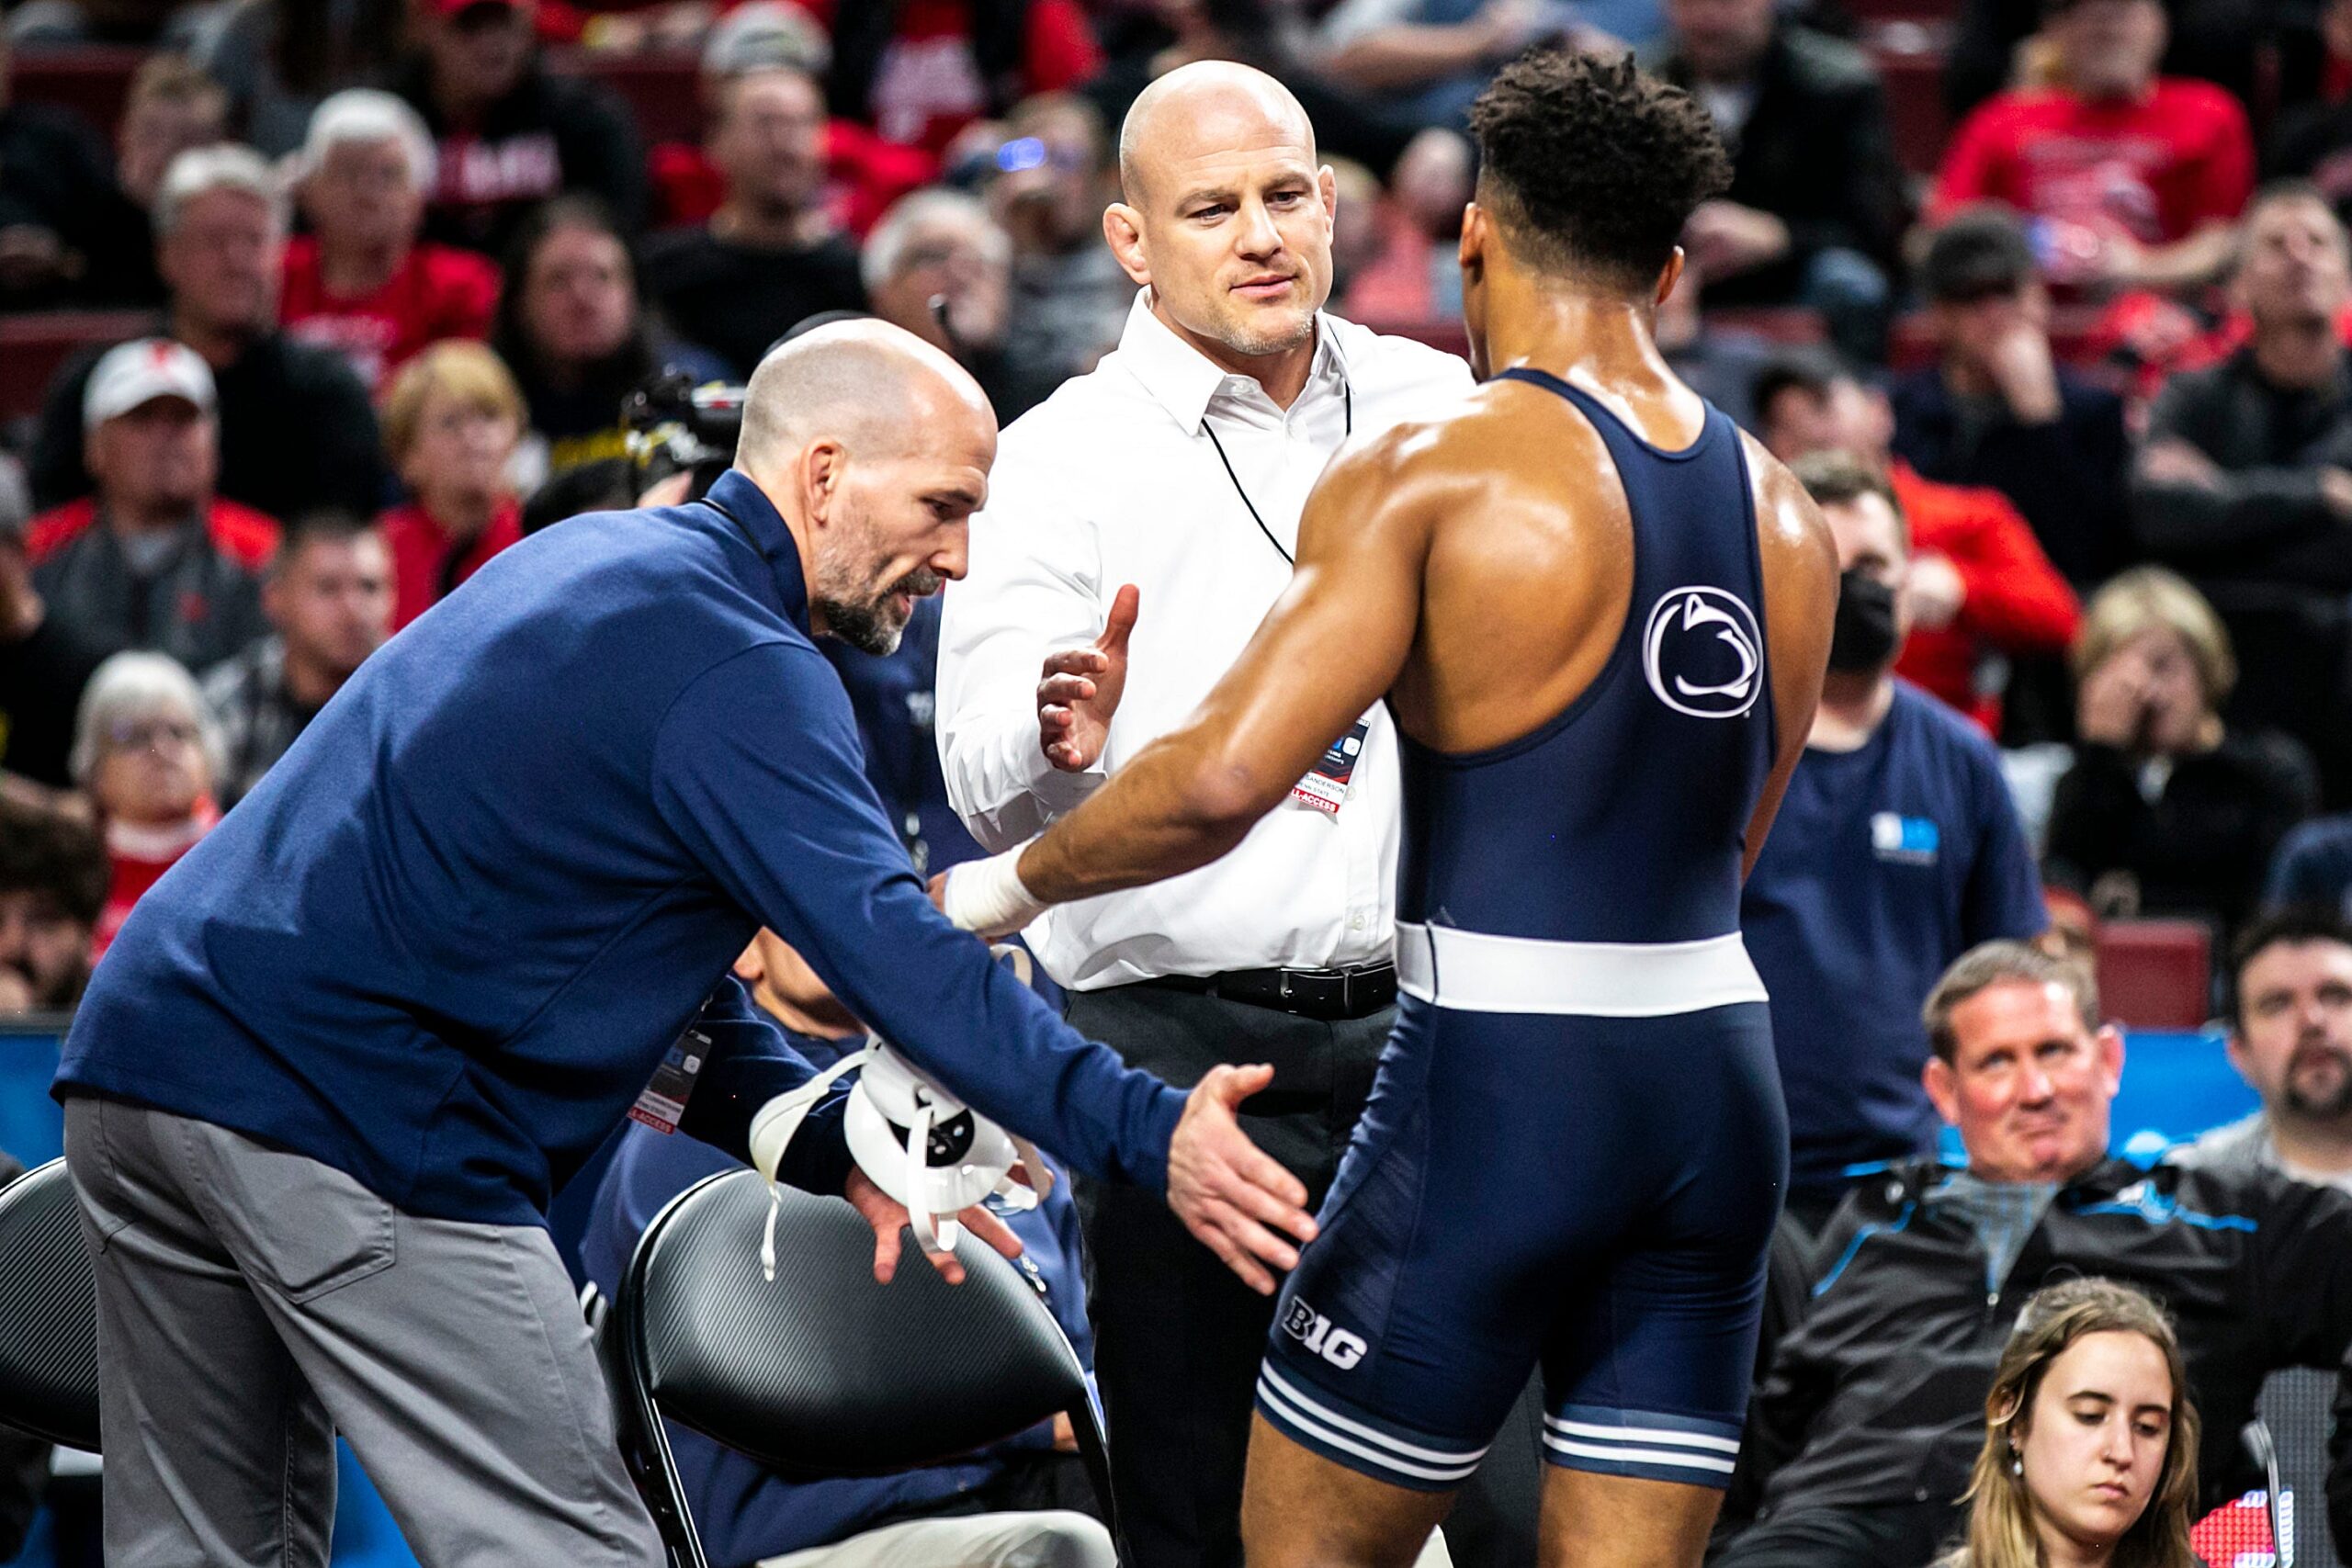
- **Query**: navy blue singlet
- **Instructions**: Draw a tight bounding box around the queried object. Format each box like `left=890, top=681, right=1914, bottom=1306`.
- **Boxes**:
left=1253, top=369, right=1792, bottom=1493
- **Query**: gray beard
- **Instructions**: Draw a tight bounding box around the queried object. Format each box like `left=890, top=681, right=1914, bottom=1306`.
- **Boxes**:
left=816, top=592, right=906, bottom=657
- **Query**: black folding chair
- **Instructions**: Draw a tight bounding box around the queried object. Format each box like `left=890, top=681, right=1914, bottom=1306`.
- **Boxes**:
left=0, top=1158, right=99, bottom=1452
left=605, top=1168, right=1117, bottom=1568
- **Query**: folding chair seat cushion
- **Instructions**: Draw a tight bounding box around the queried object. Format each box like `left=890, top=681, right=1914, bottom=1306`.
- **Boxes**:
left=0, top=1159, right=100, bottom=1451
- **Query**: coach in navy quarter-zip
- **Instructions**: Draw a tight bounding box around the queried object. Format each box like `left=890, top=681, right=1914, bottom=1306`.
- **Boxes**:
left=51, top=320, right=1311, bottom=1566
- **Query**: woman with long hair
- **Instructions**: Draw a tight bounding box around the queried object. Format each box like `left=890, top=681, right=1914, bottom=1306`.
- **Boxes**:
left=1938, top=1278, right=2201, bottom=1568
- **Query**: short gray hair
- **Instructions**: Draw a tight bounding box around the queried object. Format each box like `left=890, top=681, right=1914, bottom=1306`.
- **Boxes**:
left=861, top=189, right=1011, bottom=294
left=155, top=143, right=288, bottom=240
left=1922, top=941, right=2099, bottom=1064
left=301, top=89, right=437, bottom=191
left=70, top=651, right=223, bottom=787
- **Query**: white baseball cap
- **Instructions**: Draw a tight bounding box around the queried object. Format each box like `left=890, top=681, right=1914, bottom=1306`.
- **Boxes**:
left=83, top=338, right=217, bottom=428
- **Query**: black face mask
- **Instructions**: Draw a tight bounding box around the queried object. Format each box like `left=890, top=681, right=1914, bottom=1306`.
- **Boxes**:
left=1827, top=569, right=1900, bottom=673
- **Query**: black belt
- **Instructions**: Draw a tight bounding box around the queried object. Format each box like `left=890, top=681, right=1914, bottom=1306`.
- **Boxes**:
left=1137, top=962, right=1397, bottom=1021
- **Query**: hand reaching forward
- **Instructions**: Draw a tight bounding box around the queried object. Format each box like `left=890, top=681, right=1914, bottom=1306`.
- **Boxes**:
left=1038, top=584, right=1139, bottom=773
left=844, top=1167, right=1023, bottom=1286
left=1165, top=1064, right=1319, bottom=1295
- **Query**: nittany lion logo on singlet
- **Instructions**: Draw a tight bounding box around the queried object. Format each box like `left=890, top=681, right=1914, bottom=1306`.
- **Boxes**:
left=1642, top=586, right=1762, bottom=719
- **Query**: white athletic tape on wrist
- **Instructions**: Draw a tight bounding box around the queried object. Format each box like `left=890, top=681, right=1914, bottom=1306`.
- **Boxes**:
left=941, top=843, right=1047, bottom=937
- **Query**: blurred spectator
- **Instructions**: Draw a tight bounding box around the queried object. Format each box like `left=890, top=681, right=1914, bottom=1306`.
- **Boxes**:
left=378, top=342, right=527, bottom=631
left=2131, top=186, right=2352, bottom=589
left=1892, top=209, right=2132, bottom=586
left=1754, top=354, right=2080, bottom=735
left=1322, top=155, right=1385, bottom=308
left=6, top=0, right=220, bottom=48
left=1337, top=127, right=1474, bottom=323
left=644, top=5, right=932, bottom=238
left=1926, top=1279, right=2199, bottom=1568
left=1719, top=942, right=2352, bottom=1568
left=2268, top=811, right=2352, bottom=917
left=1654, top=0, right=1909, bottom=363
left=2270, top=0, right=2352, bottom=229
left=582, top=929, right=1108, bottom=1567
left=71, top=650, right=222, bottom=961
left=201, top=513, right=391, bottom=808
left=990, top=94, right=1129, bottom=392
left=0, top=32, right=141, bottom=311
left=390, top=0, right=645, bottom=258
left=862, top=188, right=1060, bottom=423
left=1740, top=453, right=2046, bottom=1232
left=0, top=795, right=107, bottom=1014
left=2131, top=184, right=2352, bottom=803
left=641, top=64, right=865, bottom=378
left=29, top=144, right=389, bottom=524
left=1929, top=0, right=2250, bottom=294
left=81, top=53, right=234, bottom=309
left=281, top=89, right=502, bottom=394
left=25, top=338, right=277, bottom=673
left=197, top=0, right=410, bottom=158
left=803, top=0, right=1103, bottom=163
left=1945, top=0, right=2287, bottom=130
left=491, top=196, right=727, bottom=483
left=1309, top=0, right=1576, bottom=131
left=2179, top=909, right=2352, bottom=1193
left=2046, top=569, right=2318, bottom=938
left=0, top=459, right=105, bottom=790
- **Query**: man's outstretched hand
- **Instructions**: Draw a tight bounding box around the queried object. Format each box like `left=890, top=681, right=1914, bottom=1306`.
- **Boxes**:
left=1037, top=583, right=1139, bottom=773
left=845, top=1167, right=1023, bottom=1286
left=1166, top=1063, right=1318, bottom=1295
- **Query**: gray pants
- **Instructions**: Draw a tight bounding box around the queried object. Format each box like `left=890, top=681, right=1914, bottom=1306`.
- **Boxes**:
left=62, top=1095, right=663, bottom=1566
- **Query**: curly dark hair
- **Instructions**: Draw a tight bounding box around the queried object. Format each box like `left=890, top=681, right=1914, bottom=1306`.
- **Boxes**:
left=1468, top=51, right=1733, bottom=288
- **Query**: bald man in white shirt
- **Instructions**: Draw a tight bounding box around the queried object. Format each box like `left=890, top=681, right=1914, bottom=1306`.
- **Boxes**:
left=936, top=63, right=1485, bottom=1568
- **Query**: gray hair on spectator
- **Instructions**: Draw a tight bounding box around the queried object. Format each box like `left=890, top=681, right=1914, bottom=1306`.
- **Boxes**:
left=300, top=88, right=437, bottom=191
left=154, top=142, right=289, bottom=239
left=1921, top=940, right=2100, bottom=1065
left=861, top=189, right=1012, bottom=294
left=70, top=651, right=224, bottom=787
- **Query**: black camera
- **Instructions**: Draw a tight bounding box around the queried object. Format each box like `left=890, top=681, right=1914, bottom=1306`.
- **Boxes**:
left=622, top=373, right=748, bottom=504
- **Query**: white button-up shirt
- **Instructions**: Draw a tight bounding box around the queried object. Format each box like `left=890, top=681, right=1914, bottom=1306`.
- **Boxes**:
left=937, top=291, right=1474, bottom=990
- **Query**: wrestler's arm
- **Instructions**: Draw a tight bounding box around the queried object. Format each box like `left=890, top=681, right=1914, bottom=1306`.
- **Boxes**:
left=1014, top=431, right=1437, bottom=905
left=1736, top=434, right=1840, bottom=879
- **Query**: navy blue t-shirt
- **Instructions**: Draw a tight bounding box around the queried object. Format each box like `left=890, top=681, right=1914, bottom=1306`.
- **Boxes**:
left=55, top=469, right=1183, bottom=1226
left=1742, top=682, right=2047, bottom=1194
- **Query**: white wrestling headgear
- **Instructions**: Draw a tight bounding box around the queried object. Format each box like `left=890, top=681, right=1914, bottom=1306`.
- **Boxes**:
left=749, top=947, right=1054, bottom=1278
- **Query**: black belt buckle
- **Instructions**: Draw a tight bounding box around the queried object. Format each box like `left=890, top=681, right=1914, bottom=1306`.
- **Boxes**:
left=1250, top=964, right=1396, bottom=1020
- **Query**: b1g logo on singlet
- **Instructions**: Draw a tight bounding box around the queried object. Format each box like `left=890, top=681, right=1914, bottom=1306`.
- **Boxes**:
left=1283, top=1299, right=1368, bottom=1371
left=1642, top=586, right=1763, bottom=719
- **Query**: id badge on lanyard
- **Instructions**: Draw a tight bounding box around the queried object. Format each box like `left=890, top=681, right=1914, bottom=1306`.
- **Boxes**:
left=629, top=1027, right=710, bottom=1134
left=1291, top=720, right=1370, bottom=815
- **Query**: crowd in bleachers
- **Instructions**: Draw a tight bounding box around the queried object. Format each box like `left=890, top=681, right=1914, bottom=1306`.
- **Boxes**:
left=6, top=0, right=2352, bottom=1562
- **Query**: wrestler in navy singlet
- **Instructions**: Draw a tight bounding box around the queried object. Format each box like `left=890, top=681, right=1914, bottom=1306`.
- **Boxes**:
left=1252, top=368, right=1790, bottom=1493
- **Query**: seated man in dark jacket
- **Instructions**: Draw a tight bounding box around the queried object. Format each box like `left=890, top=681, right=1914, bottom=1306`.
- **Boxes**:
left=1713, top=940, right=2352, bottom=1568
left=1653, top=0, right=1910, bottom=362
left=581, top=930, right=1113, bottom=1568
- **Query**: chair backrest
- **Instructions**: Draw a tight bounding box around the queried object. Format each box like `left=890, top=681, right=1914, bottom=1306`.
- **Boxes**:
left=2095, top=919, right=2213, bottom=1032
left=0, top=1159, right=99, bottom=1451
left=616, top=1168, right=1091, bottom=1479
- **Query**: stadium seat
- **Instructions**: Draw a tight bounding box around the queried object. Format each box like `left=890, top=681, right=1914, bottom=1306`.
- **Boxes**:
left=2095, top=919, right=2213, bottom=1031
left=3, top=48, right=141, bottom=142
left=603, top=1168, right=1116, bottom=1568
left=0, top=311, right=161, bottom=426
left=0, top=1160, right=97, bottom=1454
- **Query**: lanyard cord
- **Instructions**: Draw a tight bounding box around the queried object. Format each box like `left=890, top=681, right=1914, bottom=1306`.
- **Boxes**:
left=1200, top=382, right=1352, bottom=568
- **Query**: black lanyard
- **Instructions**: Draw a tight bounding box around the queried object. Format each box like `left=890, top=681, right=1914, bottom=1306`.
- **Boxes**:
left=1200, top=383, right=1351, bottom=568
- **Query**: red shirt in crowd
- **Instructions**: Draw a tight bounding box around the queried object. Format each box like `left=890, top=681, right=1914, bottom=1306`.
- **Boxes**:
left=646, top=119, right=935, bottom=237
left=1931, top=79, right=2254, bottom=247
left=379, top=498, right=526, bottom=632
left=796, top=0, right=1102, bottom=155
left=94, top=803, right=220, bottom=964
left=1890, top=462, right=2083, bottom=735
left=279, top=237, right=503, bottom=394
